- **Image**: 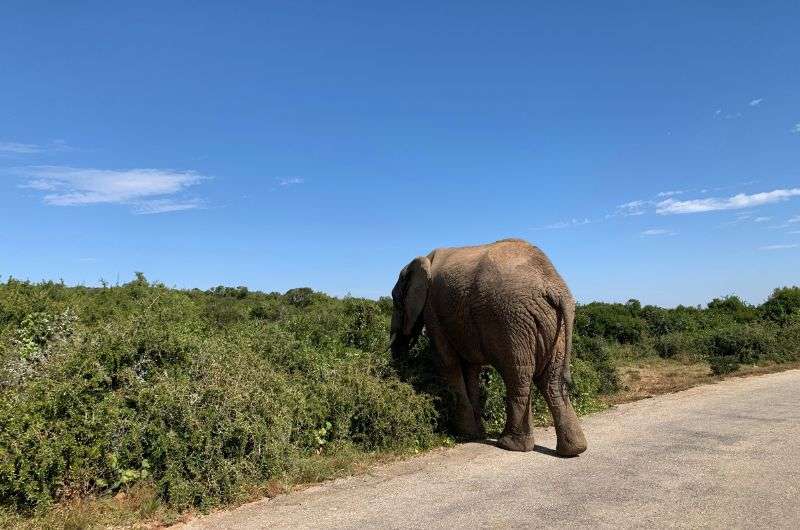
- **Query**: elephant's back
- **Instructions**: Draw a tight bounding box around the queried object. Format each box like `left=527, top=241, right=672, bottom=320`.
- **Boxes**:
left=427, top=239, right=573, bottom=364
left=431, top=238, right=569, bottom=296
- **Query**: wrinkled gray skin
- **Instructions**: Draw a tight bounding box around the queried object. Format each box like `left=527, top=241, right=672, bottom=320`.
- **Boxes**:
left=390, top=239, right=587, bottom=456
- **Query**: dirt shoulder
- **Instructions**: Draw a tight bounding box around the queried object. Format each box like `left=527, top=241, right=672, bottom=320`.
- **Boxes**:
left=606, top=357, right=800, bottom=405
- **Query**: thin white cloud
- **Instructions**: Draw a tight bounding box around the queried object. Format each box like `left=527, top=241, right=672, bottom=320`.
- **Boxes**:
left=656, top=188, right=800, bottom=215
left=749, top=98, right=764, bottom=107
left=772, top=216, right=800, bottom=229
left=0, top=139, right=73, bottom=155
left=615, top=200, right=652, bottom=217
left=535, top=218, right=592, bottom=230
left=657, top=190, right=684, bottom=198
left=277, top=177, right=305, bottom=187
left=19, top=166, right=206, bottom=213
left=753, top=216, right=771, bottom=223
left=793, top=123, right=800, bottom=134
left=0, top=141, right=44, bottom=154
left=759, top=244, right=798, bottom=251
left=641, top=229, right=676, bottom=236
left=133, top=198, right=205, bottom=215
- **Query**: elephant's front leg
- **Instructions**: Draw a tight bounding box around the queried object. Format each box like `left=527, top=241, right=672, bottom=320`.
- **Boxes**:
left=497, top=362, right=536, bottom=452
left=431, top=336, right=483, bottom=439
left=439, top=362, right=483, bottom=439
left=462, top=363, right=486, bottom=438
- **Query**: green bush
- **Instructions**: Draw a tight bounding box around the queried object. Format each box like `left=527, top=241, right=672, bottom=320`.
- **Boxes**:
left=761, top=287, right=800, bottom=326
left=0, top=281, right=437, bottom=514
left=572, top=335, right=619, bottom=393
left=653, top=331, right=706, bottom=360
left=700, top=323, right=780, bottom=374
left=775, top=316, right=800, bottom=360
left=707, top=295, right=759, bottom=323
left=575, top=303, right=645, bottom=344
left=3, top=274, right=799, bottom=519
left=708, top=355, right=740, bottom=375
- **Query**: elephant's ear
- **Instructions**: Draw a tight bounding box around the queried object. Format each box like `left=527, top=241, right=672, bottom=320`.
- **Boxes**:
left=403, top=256, right=431, bottom=336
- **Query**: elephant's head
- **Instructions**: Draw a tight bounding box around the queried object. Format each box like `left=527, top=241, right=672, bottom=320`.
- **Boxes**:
left=389, top=256, right=431, bottom=359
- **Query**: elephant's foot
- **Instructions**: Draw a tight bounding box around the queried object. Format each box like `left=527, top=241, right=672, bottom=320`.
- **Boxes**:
left=455, top=423, right=486, bottom=442
left=497, top=433, right=536, bottom=452
left=555, top=427, right=587, bottom=457
left=454, top=410, right=486, bottom=441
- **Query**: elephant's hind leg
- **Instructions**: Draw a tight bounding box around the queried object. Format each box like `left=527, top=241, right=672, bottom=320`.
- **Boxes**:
left=497, top=362, right=536, bottom=452
left=535, top=366, right=587, bottom=457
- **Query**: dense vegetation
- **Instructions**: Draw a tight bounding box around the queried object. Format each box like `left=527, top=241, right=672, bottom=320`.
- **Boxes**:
left=1, top=274, right=799, bottom=520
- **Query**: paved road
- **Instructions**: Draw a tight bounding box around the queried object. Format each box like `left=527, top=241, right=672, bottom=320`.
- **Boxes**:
left=183, top=370, right=800, bottom=529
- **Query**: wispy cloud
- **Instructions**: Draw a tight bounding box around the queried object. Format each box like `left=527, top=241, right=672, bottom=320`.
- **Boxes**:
left=0, top=139, right=73, bottom=155
left=656, top=188, right=800, bottom=215
left=535, top=218, right=592, bottom=230
left=615, top=200, right=651, bottom=217
left=793, top=123, right=800, bottom=134
left=19, top=166, right=206, bottom=213
left=718, top=211, right=767, bottom=228
left=0, top=141, right=44, bottom=154
left=759, top=244, right=798, bottom=251
left=768, top=215, right=800, bottom=230
left=133, top=198, right=206, bottom=215
left=277, top=177, right=305, bottom=187
left=749, top=98, right=764, bottom=107
left=545, top=184, right=793, bottom=234
left=641, top=228, right=676, bottom=237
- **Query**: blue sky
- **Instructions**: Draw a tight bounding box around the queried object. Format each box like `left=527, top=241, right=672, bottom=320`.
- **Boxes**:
left=1, top=1, right=798, bottom=307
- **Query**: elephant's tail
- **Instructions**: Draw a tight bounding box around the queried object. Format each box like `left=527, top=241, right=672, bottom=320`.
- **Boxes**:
left=547, top=288, right=575, bottom=386
left=561, top=299, right=574, bottom=386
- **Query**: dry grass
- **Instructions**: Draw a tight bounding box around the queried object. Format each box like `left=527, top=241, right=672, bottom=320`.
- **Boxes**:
left=605, top=357, right=800, bottom=405
left=0, top=484, right=174, bottom=530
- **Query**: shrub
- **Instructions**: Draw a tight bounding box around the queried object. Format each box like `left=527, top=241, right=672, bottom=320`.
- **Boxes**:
left=342, top=299, right=388, bottom=353
left=701, top=323, right=777, bottom=374
left=709, top=355, right=740, bottom=375
left=572, top=335, right=619, bottom=393
left=0, top=280, right=437, bottom=514
left=652, top=331, right=705, bottom=360
left=760, top=286, right=800, bottom=325
left=707, top=295, right=759, bottom=323
left=575, top=303, right=645, bottom=344
left=774, top=315, right=800, bottom=361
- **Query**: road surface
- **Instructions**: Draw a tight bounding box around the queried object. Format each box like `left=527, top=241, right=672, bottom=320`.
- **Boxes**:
left=182, top=369, right=800, bottom=529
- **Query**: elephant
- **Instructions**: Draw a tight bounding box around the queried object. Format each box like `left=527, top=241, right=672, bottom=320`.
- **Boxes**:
left=389, top=238, right=587, bottom=456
